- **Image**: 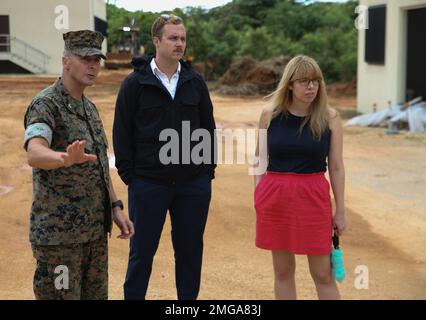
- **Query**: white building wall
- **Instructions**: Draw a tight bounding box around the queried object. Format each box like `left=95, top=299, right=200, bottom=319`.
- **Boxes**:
left=0, top=0, right=106, bottom=74
left=358, top=0, right=426, bottom=113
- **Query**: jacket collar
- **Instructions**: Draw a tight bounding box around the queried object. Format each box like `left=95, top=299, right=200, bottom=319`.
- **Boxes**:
left=133, top=55, right=196, bottom=87
left=150, top=58, right=181, bottom=79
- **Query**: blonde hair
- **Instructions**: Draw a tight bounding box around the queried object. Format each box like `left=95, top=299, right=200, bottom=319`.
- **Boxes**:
left=263, top=55, right=329, bottom=140
left=151, top=14, right=184, bottom=39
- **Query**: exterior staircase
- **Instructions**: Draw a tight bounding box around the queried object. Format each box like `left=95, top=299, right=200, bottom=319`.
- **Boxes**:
left=0, top=34, right=50, bottom=74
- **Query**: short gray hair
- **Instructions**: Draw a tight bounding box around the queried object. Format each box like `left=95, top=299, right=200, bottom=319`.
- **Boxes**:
left=63, top=48, right=74, bottom=57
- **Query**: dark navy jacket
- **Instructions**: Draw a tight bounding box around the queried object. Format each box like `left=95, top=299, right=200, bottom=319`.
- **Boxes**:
left=113, top=55, right=216, bottom=185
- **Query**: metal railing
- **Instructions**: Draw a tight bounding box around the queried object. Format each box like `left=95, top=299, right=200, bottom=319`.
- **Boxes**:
left=0, top=34, right=50, bottom=73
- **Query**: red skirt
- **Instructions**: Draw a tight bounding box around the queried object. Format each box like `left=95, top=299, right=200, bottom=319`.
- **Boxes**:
left=254, top=171, right=333, bottom=255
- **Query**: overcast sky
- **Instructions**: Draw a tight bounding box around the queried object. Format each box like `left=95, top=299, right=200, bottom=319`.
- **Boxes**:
left=111, top=0, right=349, bottom=13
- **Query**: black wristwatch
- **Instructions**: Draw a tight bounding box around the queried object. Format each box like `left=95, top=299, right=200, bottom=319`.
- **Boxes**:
left=111, top=200, right=124, bottom=210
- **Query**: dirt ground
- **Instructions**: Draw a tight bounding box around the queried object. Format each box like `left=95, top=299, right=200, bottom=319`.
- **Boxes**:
left=0, top=70, right=425, bottom=300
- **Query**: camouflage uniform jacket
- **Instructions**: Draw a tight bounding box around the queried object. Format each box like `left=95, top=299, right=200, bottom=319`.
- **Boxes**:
left=24, top=78, right=112, bottom=246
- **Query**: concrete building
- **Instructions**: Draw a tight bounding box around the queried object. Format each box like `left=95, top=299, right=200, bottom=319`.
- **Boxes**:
left=0, top=0, right=107, bottom=74
left=357, top=0, right=426, bottom=113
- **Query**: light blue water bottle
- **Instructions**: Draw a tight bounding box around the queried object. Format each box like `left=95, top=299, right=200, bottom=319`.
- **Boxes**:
left=331, top=232, right=346, bottom=282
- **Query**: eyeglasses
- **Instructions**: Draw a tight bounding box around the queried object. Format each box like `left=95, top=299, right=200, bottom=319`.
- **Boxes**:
left=160, top=14, right=183, bottom=23
left=294, top=78, right=321, bottom=87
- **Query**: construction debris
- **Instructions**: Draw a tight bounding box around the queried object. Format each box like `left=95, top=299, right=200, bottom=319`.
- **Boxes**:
left=346, top=97, right=426, bottom=133
left=216, top=56, right=291, bottom=96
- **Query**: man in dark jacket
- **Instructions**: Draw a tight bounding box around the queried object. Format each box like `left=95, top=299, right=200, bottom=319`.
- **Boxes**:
left=113, top=14, right=216, bottom=300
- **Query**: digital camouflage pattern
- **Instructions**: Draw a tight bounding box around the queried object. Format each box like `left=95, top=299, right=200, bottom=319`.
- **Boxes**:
left=24, top=78, right=112, bottom=246
left=32, top=237, right=108, bottom=300
left=63, top=30, right=106, bottom=59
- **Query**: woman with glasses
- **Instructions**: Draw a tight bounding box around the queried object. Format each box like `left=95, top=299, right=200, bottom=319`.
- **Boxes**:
left=253, top=55, right=346, bottom=300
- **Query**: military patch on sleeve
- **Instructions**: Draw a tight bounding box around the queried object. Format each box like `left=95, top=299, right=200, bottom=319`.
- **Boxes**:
left=24, top=122, right=53, bottom=150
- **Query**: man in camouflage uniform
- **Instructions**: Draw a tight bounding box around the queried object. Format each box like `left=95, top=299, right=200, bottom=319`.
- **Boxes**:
left=23, top=30, right=134, bottom=300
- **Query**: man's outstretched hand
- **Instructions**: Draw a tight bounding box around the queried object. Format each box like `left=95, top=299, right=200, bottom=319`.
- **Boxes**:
left=60, top=140, right=97, bottom=167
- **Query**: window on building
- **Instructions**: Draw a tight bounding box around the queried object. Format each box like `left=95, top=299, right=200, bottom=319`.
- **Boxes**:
left=365, top=5, right=386, bottom=65
left=0, top=15, right=10, bottom=52
left=95, top=16, right=107, bottom=38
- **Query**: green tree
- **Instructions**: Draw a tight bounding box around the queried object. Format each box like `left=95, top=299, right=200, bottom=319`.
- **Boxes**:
left=236, top=26, right=274, bottom=61
left=105, top=0, right=359, bottom=82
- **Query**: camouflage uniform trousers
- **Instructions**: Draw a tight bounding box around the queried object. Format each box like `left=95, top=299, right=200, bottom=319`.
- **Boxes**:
left=31, top=236, right=108, bottom=300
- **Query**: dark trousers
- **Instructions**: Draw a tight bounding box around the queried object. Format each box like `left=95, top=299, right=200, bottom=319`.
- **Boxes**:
left=124, top=173, right=212, bottom=300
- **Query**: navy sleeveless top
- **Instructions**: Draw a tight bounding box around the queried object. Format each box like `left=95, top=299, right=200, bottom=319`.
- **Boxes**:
left=267, top=112, right=331, bottom=173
